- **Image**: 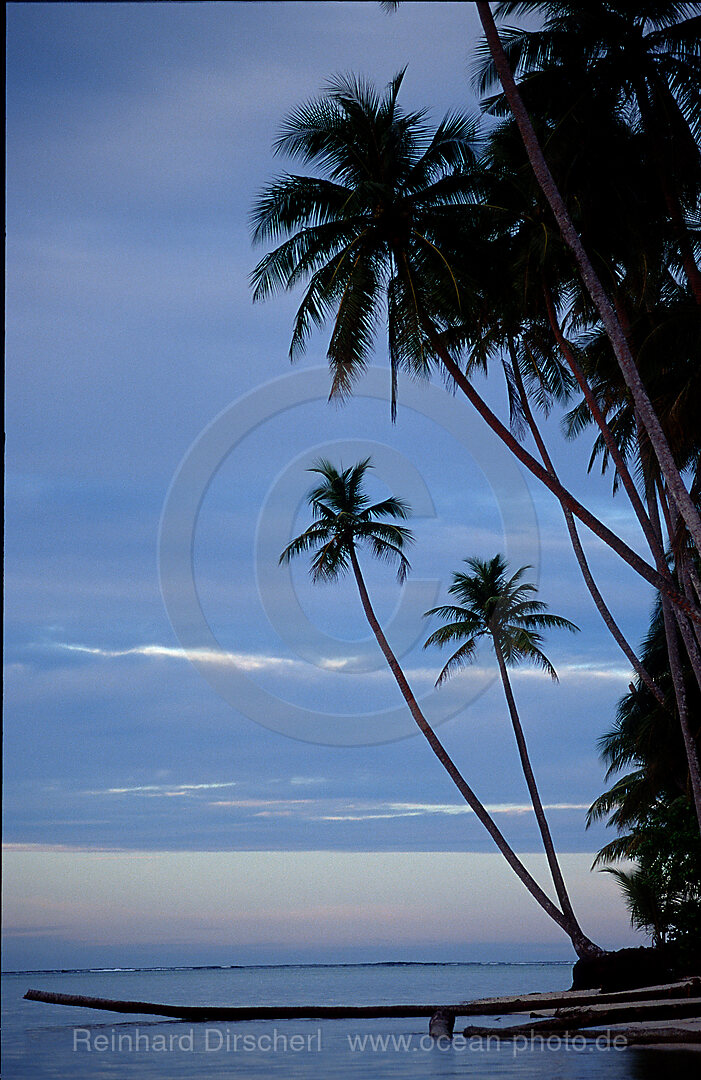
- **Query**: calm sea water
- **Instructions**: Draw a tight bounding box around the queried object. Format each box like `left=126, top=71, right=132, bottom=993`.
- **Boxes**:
left=2, top=962, right=698, bottom=1078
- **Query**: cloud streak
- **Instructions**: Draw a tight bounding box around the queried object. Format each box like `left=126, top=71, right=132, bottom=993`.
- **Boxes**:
left=210, top=797, right=590, bottom=822
left=86, top=780, right=240, bottom=797
left=53, top=640, right=632, bottom=683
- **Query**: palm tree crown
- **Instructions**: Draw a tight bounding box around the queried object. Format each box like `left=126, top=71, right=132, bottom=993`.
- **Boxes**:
left=480, top=2, right=701, bottom=140
left=279, top=457, right=413, bottom=582
left=251, top=70, right=478, bottom=414
left=425, top=553, right=578, bottom=684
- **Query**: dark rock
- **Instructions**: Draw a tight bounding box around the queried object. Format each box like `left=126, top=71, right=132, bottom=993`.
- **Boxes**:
left=571, top=946, right=676, bottom=992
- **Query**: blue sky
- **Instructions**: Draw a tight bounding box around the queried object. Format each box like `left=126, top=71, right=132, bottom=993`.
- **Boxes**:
left=5, top=1, right=654, bottom=970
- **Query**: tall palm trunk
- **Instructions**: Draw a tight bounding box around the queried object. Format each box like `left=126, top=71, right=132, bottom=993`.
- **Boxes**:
left=657, top=487, right=701, bottom=680
left=475, top=0, right=701, bottom=555
left=658, top=480, right=701, bottom=654
left=508, top=340, right=665, bottom=707
left=641, top=453, right=701, bottom=830
left=416, top=308, right=700, bottom=623
left=492, top=634, right=593, bottom=948
left=347, top=544, right=604, bottom=959
left=541, top=282, right=663, bottom=562
left=543, top=287, right=701, bottom=682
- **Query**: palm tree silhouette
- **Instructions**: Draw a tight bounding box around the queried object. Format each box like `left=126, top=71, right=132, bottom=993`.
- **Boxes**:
left=281, top=459, right=603, bottom=958
left=251, top=68, right=693, bottom=614
left=472, top=0, right=701, bottom=554
left=425, top=553, right=598, bottom=952
left=477, top=0, right=701, bottom=303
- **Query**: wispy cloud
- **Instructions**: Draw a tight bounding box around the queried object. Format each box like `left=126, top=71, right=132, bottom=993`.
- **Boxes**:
left=209, top=798, right=590, bottom=822
left=86, top=780, right=239, bottom=798
left=211, top=799, right=313, bottom=809
left=57, top=642, right=302, bottom=671
left=53, top=641, right=631, bottom=683
left=314, top=801, right=590, bottom=822
left=54, top=641, right=380, bottom=675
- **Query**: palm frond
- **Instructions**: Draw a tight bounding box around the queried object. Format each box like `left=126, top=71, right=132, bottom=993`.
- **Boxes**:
left=433, top=639, right=480, bottom=687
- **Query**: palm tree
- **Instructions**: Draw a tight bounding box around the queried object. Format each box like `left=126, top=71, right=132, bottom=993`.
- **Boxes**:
left=251, top=69, right=694, bottom=614
left=281, top=458, right=603, bottom=958
left=601, top=866, right=675, bottom=948
left=507, top=341, right=665, bottom=707
left=444, top=121, right=667, bottom=704
left=471, top=0, right=701, bottom=554
left=478, top=1, right=701, bottom=303
left=424, top=553, right=597, bottom=953
left=469, top=0, right=701, bottom=828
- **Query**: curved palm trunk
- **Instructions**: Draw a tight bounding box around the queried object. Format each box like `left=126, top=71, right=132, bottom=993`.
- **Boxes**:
left=657, top=593, right=701, bottom=832
left=641, top=457, right=701, bottom=830
left=541, top=282, right=663, bottom=564
left=418, top=315, right=700, bottom=624
left=492, top=637, right=593, bottom=947
left=475, top=0, right=701, bottom=555
left=508, top=340, right=665, bottom=707
left=543, top=290, right=701, bottom=694
left=659, top=479, right=701, bottom=655
left=347, top=544, right=604, bottom=959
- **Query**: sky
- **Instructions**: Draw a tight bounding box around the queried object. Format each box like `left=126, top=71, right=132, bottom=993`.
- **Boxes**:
left=4, top=1, right=656, bottom=971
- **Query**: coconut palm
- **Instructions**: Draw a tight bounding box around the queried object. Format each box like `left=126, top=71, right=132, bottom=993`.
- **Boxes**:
left=471, top=0, right=701, bottom=553
left=587, top=595, right=699, bottom=861
left=469, top=0, right=701, bottom=827
left=424, top=554, right=594, bottom=948
left=251, top=69, right=692, bottom=611
left=281, top=458, right=603, bottom=958
left=601, top=866, right=676, bottom=948
left=561, top=290, right=701, bottom=826
left=445, top=121, right=667, bottom=705
left=478, top=0, right=701, bottom=302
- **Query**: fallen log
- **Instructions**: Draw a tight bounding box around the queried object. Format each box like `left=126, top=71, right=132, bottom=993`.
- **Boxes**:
left=552, top=998, right=701, bottom=1026
left=24, top=990, right=455, bottom=1021
left=25, top=979, right=701, bottom=1026
left=461, top=1020, right=701, bottom=1044
left=581, top=1024, right=701, bottom=1046
left=462, top=998, right=701, bottom=1040
left=461, top=978, right=701, bottom=1015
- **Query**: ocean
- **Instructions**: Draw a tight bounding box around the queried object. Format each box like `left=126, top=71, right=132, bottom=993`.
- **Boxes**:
left=2, top=962, right=698, bottom=1078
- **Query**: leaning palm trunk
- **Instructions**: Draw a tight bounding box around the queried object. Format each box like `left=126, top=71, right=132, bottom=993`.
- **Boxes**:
left=656, top=592, right=701, bottom=831
left=541, top=292, right=701, bottom=690
left=508, top=342, right=665, bottom=707
left=492, top=636, right=587, bottom=939
left=541, top=283, right=662, bottom=560
left=475, top=0, right=701, bottom=555
left=347, top=545, right=603, bottom=959
left=641, top=453, right=701, bottom=830
left=658, top=479, right=701, bottom=655
left=416, top=311, right=700, bottom=624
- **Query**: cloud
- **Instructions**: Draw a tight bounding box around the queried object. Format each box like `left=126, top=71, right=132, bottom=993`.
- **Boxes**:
left=86, top=780, right=240, bottom=797
left=52, top=639, right=632, bottom=683
left=209, top=797, right=590, bottom=822
left=57, top=642, right=302, bottom=670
